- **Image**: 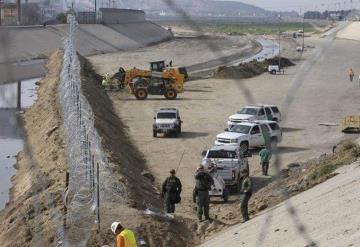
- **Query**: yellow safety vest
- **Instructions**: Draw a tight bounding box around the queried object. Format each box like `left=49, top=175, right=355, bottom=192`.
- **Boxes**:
left=118, top=229, right=137, bottom=247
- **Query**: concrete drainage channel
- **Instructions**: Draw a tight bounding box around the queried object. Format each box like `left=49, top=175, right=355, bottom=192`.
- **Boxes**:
left=0, top=78, right=40, bottom=209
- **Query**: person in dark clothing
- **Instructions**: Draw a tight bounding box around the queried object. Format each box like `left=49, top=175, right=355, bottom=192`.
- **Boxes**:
left=193, top=165, right=214, bottom=221
left=240, top=169, right=252, bottom=222
left=162, top=169, right=182, bottom=213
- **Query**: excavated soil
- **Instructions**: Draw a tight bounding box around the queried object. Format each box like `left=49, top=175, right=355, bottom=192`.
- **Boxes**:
left=214, top=57, right=295, bottom=79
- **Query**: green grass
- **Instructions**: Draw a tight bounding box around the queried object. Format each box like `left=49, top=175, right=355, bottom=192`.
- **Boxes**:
left=200, top=22, right=315, bottom=35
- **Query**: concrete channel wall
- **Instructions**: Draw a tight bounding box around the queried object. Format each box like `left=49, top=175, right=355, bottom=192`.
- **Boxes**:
left=0, top=9, right=172, bottom=84
left=100, top=8, right=146, bottom=24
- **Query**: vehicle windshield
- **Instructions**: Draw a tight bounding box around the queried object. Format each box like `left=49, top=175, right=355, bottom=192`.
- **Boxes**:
left=207, top=150, right=237, bottom=159
left=237, top=107, right=257, bottom=115
left=157, top=112, right=176, bottom=119
left=229, top=125, right=251, bottom=134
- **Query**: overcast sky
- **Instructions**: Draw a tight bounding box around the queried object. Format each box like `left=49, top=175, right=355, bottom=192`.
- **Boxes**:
left=226, top=0, right=358, bottom=12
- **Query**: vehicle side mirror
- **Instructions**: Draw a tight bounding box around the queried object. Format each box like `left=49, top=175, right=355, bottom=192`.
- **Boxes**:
left=224, top=128, right=229, bottom=131
left=153, top=117, right=156, bottom=120
left=201, top=150, right=207, bottom=157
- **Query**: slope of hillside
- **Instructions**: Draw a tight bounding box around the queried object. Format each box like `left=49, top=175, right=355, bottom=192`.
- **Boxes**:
left=116, top=0, right=269, bottom=16
left=200, top=158, right=360, bottom=246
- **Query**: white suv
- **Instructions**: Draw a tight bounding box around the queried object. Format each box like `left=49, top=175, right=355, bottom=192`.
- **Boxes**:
left=153, top=108, right=182, bottom=137
left=215, top=121, right=281, bottom=151
left=228, top=105, right=281, bottom=126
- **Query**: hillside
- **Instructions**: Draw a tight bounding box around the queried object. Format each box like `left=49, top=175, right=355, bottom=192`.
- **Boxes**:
left=113, top=0, right=270, bottom=17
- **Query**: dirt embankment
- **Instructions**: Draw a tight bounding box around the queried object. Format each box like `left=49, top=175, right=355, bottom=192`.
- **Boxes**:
left=248, top=141, right=360, bottom=217
left=0, top=50, right=67, bottom=246
left=73, top=55, right=199, bottom=246
left=0, top=51, right=198, bottom=247
left=214, top=57, right=295, bottom=79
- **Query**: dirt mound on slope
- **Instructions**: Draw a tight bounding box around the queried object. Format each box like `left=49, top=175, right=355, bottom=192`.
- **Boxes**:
left=78, top=55, right=197, bottom=247
left=0, top=50, right=67, bottom=247
left=214, top=57, right=295, bottom=79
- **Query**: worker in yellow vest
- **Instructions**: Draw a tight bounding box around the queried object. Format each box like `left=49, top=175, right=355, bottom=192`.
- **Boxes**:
left=111, top=222, right=138, bottom=247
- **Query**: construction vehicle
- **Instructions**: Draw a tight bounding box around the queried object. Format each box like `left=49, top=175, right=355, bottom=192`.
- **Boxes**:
left=342, top=115, right=360, bottom=133
left=114, top=60, right=188, bottom=100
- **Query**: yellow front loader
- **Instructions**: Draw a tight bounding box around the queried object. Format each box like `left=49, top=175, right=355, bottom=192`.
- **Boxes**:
left=107, top=60, right=188, bottom=100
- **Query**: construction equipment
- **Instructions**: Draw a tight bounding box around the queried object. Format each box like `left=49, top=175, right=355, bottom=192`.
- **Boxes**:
left=114, top=60, right=188, bottom=100
left=342, top=115, right=360, bottom=133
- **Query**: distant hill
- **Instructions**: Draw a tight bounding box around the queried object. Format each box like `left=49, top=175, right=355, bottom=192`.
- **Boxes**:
left=24, top=0, right=272, bottom=18
left=115, top=0, right=271, bottom=17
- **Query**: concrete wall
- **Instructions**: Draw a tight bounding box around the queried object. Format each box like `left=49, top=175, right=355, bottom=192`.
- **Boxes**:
left=0, top=9, right=173, bottom=83
left=99, top=8, right=146, bottom=24
left=108, top=22, right=172, bottom=46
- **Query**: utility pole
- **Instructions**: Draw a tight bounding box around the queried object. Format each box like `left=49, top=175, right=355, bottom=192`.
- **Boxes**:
left=302, top=11, right=305, bottom=52
left=94, top=0, right=97, bottom=23
left=17, top=0, right=21, bottom=25
left=278, top=14, right=281, bottom=69
left=0, top=0, right=3, bottom=26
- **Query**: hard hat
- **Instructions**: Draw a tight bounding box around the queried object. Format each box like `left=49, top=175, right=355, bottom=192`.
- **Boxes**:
left=111, top=222, right=121, bottom=234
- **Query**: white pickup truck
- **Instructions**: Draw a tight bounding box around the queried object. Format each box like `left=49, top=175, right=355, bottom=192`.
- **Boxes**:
left=215, top=121, right=282, bottom=151
left=228, top=105, right=281, bottom=127
left=201, top=145, right=250, bottom=190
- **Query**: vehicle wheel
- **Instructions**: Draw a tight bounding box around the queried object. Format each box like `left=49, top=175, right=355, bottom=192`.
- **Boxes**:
left=271, top=70, right=276, bottom=74
left=223, top=188, right=229, bottom=202
left=135, top=88, right=148, bottom=100
left=164, top=88, right=177, bottom=100
left=174, top=130, right=179, bottom=138
left=240, top=142, right=249, bottom=153
left=153, top=130, right=157, bottom=137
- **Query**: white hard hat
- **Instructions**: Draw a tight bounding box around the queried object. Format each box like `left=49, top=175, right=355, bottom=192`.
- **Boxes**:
left=111, top=222, right=121, bottom=234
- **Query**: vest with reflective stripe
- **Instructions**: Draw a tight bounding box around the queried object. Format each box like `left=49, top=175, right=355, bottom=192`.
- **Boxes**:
left=119, top=229, right=137, bottom=247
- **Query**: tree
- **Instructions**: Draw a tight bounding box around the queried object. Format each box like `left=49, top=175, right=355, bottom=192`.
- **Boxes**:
left=56, top=13, right=67, bottom=24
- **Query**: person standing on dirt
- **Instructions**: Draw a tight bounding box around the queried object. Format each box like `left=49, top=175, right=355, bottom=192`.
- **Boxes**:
left=348, top=68, right=355, bottom=82
left=239, top=169, right=252, bottom=222
left=193, top=165, right=214, bottom=221
left=162, top=169, right=182, bottom=213
left=259, top=147, right=272, bottom=176
left=111, top=221, right=138, bottom=247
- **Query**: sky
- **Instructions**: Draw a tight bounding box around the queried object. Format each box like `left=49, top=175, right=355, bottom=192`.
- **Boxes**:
left=225, top=0, right=358, bottom=12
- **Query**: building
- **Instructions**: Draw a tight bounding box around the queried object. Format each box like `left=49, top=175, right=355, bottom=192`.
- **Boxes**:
left=0, top=1, right=19, bottom=25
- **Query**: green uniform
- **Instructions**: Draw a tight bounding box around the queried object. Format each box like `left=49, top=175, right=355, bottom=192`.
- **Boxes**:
left=240, top=176, right=252, bottom=222
left=194, top=171, right=214, bottom=220
left=162, top=175, right=182, bottom=213
left=259, top=148, right=272, bottom=176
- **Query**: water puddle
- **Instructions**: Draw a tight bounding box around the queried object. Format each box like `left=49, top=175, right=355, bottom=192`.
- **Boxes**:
left=0, top=78, right=40, bottom=209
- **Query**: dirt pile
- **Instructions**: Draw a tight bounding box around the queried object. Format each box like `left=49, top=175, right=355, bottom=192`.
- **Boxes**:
left=249, top=141, right=360, bottom=215
left=214, top=57, right=295, bottom=79
left=78, top=55, right=198, bottom=247
left=0, top=50, right=67, bottom=246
